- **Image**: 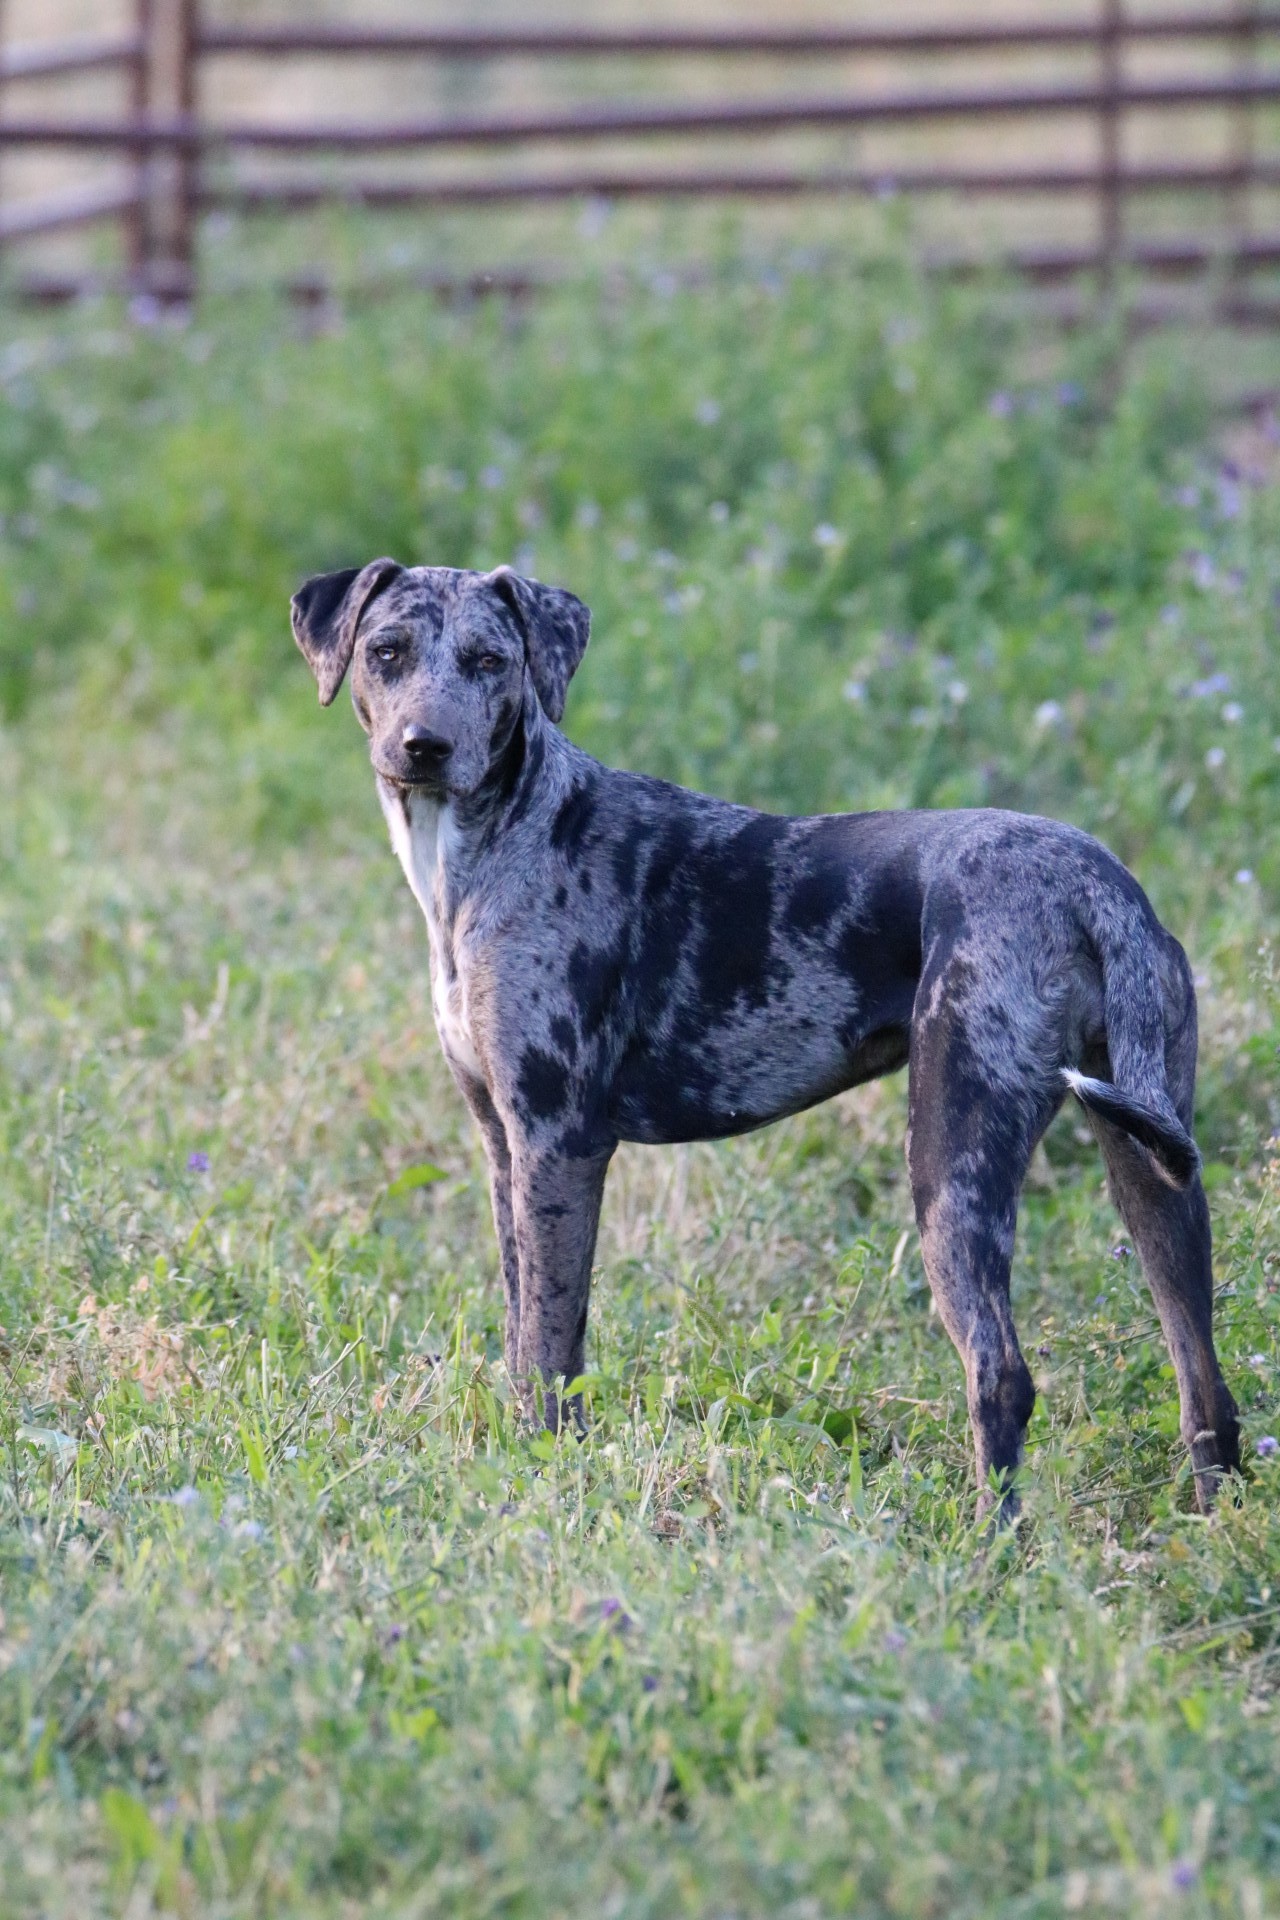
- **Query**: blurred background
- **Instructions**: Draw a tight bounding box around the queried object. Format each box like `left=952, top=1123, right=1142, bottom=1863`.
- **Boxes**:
left=0, top=2, right=1277, bottom=835
left=2, top=0, right=1280, bottom=325
left=0, top=2, right=1276, bottom=876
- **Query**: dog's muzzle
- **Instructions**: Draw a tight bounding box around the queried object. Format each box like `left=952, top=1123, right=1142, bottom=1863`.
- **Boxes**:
left=377, top=722, right=455, bottom=792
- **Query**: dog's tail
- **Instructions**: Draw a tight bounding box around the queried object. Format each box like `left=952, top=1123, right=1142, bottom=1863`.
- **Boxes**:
left=1062, top=912, right=1200, bottom=1190
left=1061, top=1068, right=1199, bottom=1187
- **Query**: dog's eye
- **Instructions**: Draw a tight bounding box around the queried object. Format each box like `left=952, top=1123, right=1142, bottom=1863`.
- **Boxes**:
left=472, top=652, right=504, bottom=674
left=373, top=643, right=401, bottom=665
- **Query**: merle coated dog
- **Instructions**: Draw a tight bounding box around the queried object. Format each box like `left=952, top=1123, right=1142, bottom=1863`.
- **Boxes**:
left=292, top=558, right=1240, bottom=1515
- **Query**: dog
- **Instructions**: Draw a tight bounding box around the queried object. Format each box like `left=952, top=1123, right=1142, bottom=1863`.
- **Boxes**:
left=291, top=557, right=1240, bottom=1515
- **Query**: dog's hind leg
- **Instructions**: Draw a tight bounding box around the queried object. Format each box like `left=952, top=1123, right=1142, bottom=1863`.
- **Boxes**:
left=510, top=1143, right=614, bottom=1433
left=1091, top=1125, right=1239, bottom=1509
left=906, top=955, right=1062, bottom=1518
left=1083, top=964, right=1239, bottom=1509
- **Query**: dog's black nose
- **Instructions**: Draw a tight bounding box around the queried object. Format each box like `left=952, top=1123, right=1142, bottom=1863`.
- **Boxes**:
left=401, top=722, right=453, bottom=764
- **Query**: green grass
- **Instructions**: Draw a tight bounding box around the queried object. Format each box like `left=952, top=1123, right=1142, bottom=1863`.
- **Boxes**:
left=0, top=253, right=1278, bottom=1917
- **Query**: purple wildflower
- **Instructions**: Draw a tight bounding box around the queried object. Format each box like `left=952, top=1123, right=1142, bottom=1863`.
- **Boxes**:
left=187, top=1150, right=210, bottom=1174
left=988, top=390, right=1014, bottom=419
left=642, top=1674, right=659, bottom=1692
left=1256, top=1435, right=1278, bottom=1457
left=883, top=1628, right=908, bottom=1654
left=599, top=1597, right=633, bottom=1631
left=1170, top=1859, right=1198, bottom=1891
left=1111, top=1244, right=1132, bottom=1261
left=1056, top=381, right=1084, bottom=407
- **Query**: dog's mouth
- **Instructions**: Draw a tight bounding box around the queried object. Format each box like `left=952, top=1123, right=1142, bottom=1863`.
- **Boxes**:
left=374, top=765, right=451, bottom=799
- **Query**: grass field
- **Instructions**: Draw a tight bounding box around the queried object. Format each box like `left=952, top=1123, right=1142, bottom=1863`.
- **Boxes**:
left=1, top=250, right=1279, bottom=1916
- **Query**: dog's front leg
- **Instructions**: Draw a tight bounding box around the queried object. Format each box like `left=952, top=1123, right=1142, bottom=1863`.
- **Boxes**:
left=458, top=1081, right=523, bottom=1370
left=509, top=1141, right=614, bottom=1433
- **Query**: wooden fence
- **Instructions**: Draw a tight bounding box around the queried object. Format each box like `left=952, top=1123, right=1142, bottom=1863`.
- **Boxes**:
left=1, top=2, right=1278, bottom=312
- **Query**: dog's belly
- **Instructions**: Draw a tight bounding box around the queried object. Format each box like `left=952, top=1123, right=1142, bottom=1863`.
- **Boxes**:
left=608, top=1002, right=912, bottom=1146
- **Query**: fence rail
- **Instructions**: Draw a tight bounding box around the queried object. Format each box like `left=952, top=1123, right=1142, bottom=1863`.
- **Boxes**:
left=0, top=33, right=143, bottom=82
left=192, top=15, right=1278, bottom=56
left=1, top=2, right=1278, bottom=310
left=8, top=75, right=1280, bottom=152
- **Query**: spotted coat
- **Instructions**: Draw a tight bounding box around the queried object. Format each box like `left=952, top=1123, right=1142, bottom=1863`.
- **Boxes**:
left=292, top=561, right=1240, bottom=1514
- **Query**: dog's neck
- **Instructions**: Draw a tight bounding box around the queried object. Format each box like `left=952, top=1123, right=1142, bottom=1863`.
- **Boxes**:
left=376, top=783, right=487, bottom=1080
left=377, top=782, right=463, bottom=941
left=375, top=689, right=556, bottom=940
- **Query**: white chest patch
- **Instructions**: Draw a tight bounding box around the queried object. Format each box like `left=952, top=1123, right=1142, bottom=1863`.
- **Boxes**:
left=378, top=785, right=484, bottom=1081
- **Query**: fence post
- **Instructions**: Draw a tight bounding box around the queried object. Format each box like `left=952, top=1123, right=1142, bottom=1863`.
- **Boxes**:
left=125, top=0, right=154, bottom=282
left=130, top=0, right=196, bottom=302
left=1228, top=0, right=1257, bottom=305
left=0, top=0, right=7, bottom=285
left=173, top=0, right=196, bottom=297
left=1098, top=0, right=1123, bottom=297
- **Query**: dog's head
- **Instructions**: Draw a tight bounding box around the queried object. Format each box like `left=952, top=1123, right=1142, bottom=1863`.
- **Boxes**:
left=290, top=561, right=590, bottom=798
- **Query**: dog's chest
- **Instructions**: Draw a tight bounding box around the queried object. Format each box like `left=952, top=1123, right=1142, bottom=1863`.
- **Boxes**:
left=379, top=788, right=484, bottom=1081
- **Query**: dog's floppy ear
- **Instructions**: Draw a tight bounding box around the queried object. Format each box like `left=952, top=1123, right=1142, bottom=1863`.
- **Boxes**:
left=484, top=566, right=591, bottom=723
left=291, top=557, right=403, bottom=706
